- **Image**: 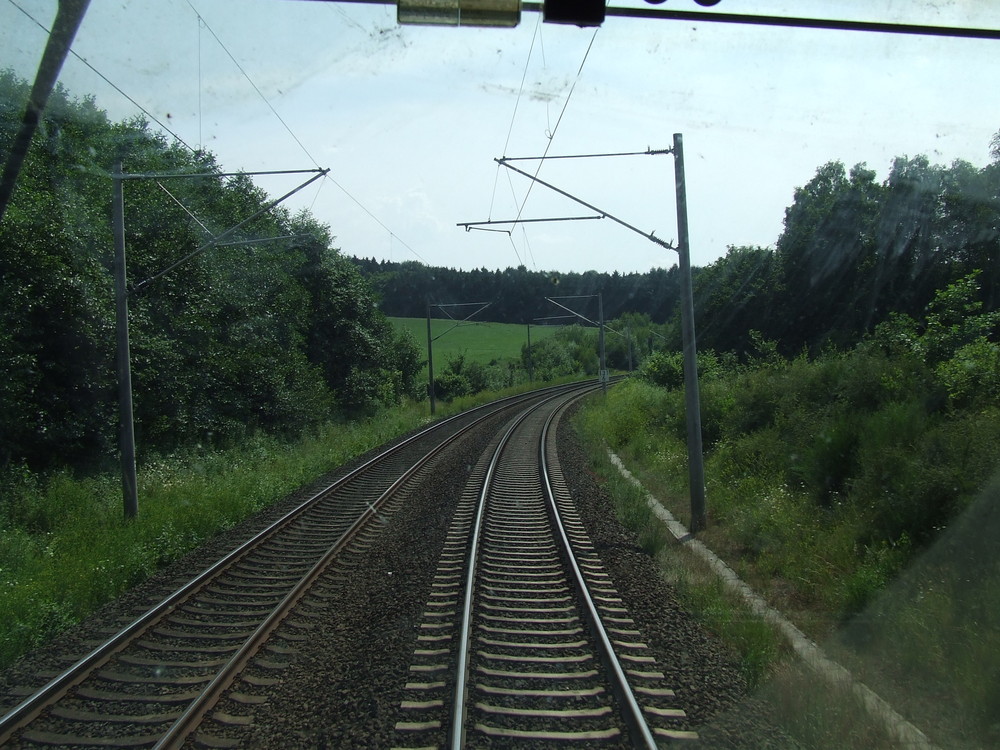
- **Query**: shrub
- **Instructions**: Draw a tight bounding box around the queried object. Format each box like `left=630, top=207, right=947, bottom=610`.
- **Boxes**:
left=699, top=378, right=736, bottom=448
left=638, top=348, right=729, bottom=390
left=786, top=410, right=861, bottom=506
left=935, top=338, right=1000, bottom=408
left=638, top=350, right=685, bottom=389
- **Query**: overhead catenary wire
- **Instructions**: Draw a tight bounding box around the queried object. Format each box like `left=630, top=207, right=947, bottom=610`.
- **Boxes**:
left=324, top=173, right=428, bottom=264
left=489, top=12, right=542, bottom=224
left=485, top=11, right=543, bottom=266
left=483, top=7, right=599, bottom=269
left=185, top=0, right=427, bottom=265
left=185, top=0, right=320, bottom=170
left=504, top=24, right=601, bottom=268
left=7, top=0, right=197, bottom=154
left=501, top=12, right=541, bottom=161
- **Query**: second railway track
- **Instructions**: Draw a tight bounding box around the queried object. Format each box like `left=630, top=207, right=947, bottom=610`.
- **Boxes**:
left=0, top=383, right=589, bottom=749
left=0, top=377, right=761, bottom=749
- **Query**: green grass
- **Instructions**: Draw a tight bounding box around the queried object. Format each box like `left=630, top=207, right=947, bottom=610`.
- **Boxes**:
left=0, top=406, right=425, bottom=670
left=575, top=364, right=1000, bottom=749
left=0, top=376, right=593, bottom=672
left=391, top=317, right=560, bottom=377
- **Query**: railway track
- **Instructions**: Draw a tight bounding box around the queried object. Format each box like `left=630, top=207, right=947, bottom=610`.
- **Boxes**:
left=392, top=384, right=698, bottom=749
left=0, top=383, right=588, bottom=749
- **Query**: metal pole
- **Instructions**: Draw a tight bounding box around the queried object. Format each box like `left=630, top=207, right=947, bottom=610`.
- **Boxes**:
left=0, top=0, right=91, bottom=222
left=113, top=161, right=138, bottom=520
left=598, top=293, right=607, bottom=392
left=426, top=302, right=436, bottom=415
left=527, top=323, right=533, bottom=381
left=673, top=133, right=707, bottom=532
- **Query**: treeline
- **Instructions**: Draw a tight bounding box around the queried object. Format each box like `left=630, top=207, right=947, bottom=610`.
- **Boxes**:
left=348, top=258, right=683, bottom=324
left=354, top=145, right=1000, bottom=361
left=693, top=154, right=1000, bottom=357
left=0, top=70, right=421, bottom=471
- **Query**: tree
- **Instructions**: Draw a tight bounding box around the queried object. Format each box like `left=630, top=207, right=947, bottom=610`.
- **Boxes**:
left=774, top=161, right=884, bottom=352
left=692, top=246, right=779, bottom=356
left=0, top=68, right=426, bottom=469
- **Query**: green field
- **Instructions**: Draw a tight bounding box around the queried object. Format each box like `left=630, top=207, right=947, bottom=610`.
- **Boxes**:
left=390, top=317, right=560, bottom=371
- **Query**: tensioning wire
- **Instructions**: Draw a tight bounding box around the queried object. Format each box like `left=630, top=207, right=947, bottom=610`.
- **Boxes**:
left=490, top=12, right=542, bottom=223
left=185, top=0, right=320, bottom=169
left=7, top=0, right=197, bottom=154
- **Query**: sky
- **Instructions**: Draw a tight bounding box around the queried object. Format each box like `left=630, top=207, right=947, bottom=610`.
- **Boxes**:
left=2, top=0, right=999, bottom=274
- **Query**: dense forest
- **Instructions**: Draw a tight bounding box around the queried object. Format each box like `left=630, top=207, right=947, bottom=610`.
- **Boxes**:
left=4, top=60, right=999, bottom=472
left=354, top=143, right=1000, bottom=359
left=0, top=69, right=422, bottom=472
left=349, top=257, right=683, bottom=325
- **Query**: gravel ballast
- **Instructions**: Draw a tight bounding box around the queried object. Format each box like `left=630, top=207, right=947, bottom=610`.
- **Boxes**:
left=1, top=400, right=798, bottom=748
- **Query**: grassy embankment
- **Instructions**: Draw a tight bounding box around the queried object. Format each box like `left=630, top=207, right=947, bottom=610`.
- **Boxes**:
left=575, top=352, right=1000, bottom=750
left=0, top=320, right=563, bottom=672
left=0, top=409, right=424, bottom=671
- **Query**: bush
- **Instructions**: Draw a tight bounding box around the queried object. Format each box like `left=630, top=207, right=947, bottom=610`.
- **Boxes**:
left=638, top=348, right=729, bottom=390
left=936, top=338, right=1000, bottom=408
left=786, top=410, right=861, bottom=506
left=638, top=350, right=685, bottom=388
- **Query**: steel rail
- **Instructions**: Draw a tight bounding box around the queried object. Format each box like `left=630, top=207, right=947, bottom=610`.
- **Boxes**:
left=153, top=405, right=482, bottom=749
left=0, top=381, right=582, bottom=744
left=539, top=390, right=659, bottom=749
left=447, top=397, right=543, bottom=750
left=448, top=382, right=605, bottom=749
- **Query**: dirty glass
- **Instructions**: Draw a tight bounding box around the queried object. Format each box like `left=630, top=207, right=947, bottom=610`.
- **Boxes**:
left=1, top=2, right=999, bottom=748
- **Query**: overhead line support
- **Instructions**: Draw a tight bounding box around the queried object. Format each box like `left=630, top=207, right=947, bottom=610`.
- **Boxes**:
left=495, top=157, right=674, bottom=251
left=491, top=139, right=706, bottom=531
left=425, top=300, right=492, bottom=415
left=110, top=163, right=328, bottom=520
left=458, top=215, right=604, bottom=230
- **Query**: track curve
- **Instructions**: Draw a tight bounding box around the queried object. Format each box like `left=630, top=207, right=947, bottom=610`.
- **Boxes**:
left=392, top=384, right=698, bottom=749
left=0, top=383, right=589, bottom=749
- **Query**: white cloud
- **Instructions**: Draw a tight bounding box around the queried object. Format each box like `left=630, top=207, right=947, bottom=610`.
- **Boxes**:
left=2, top=0, right=998, bottom=273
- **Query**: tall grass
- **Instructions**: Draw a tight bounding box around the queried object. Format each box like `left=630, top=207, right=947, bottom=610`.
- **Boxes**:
left=575, top=408, right=783, bottom=691
left=0, top=406, right=424, bottom=670
left=577, top=345, right=1000, bottom=748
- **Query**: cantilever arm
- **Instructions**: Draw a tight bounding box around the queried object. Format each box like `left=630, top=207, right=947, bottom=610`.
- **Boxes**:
left=496, top=158, right=675, bottom=252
